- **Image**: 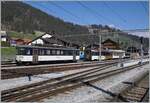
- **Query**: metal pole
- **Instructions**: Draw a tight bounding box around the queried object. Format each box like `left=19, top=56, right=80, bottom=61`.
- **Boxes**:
left=140, top=44, right=143, bottom=63
left=99, top=34, right=101, bottom=61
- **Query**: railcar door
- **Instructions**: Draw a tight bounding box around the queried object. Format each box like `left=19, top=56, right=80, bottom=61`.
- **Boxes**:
left=33, top=49, right=38, bottom=63
left=85, top=49, right=91, bottom=61
left=73, top=50, right=76, bottom=61
left=105, top=52, right=112, bottom=60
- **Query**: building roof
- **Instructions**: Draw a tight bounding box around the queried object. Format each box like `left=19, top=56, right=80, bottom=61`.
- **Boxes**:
left=11, top=37, right=24, bottom=41
left=27, top=32, right=80, bottom=47
left=102, top=39, right=118, bottom=45
left=16, top=45, right=79, bottom=50
left=24, top=39, right=31, bottom=42
left=27, top=32, right=52, bottom=44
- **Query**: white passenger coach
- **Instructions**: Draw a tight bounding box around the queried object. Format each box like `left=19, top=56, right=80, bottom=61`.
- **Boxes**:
left=16, top=45, right=80, bottom=64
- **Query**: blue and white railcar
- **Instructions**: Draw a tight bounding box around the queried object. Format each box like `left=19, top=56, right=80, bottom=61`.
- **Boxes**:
left=16, top=45, right=79, bottom=64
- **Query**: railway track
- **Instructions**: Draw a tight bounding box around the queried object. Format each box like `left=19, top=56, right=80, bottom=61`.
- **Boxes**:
left=1, top=60, right=117, bottom=79
left=117, top=73, right=149, bottom=102
left=1, top=62, right=148, bottom=102
left=1, top=59, right=118, bottom=68
left=1, top=63, right=16, bottom=67
left=1, top=56, right=148, bottom=68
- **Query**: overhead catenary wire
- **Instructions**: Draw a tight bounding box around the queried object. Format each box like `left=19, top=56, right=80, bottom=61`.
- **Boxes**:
left=77, top=1, right=117, bottom=25
left=103, top=2, right=128, bottom=25
left=49, top=1, right=90, bottom=25
left=36, top=3, right=79, bottom=24
left=25, top=2, right=148, bottom=39
left=139, top=1, right=149, bottom=16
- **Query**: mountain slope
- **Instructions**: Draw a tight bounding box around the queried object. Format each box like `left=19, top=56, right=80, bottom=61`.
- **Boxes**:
left=2, top=1, right=89, bottom=35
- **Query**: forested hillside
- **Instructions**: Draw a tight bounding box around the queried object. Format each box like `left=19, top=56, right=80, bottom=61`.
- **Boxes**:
left=1, top=1, right=89, bottom=35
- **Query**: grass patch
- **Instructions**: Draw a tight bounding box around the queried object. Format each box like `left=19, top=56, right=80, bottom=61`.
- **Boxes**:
left=1, top=47, right=16, bottom=56
left=7, top=31, right=44, bottom=40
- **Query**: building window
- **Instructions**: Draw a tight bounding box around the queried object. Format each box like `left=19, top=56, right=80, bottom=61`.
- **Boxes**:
left=26, top=49, right=31, bottom=55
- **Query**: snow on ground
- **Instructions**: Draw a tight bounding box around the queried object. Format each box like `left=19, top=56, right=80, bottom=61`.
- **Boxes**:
left=0, top=66, right=103, bottom=91
left=1, top=59, right=148, bottom=91
left=0, top=72, right=64, bottom=91
left=43, top=63, right=149, bottom=103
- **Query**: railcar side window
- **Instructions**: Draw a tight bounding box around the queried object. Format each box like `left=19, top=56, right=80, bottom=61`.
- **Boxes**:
left=41, top=49, right=45, bottom=55
left=56, top=50, right=60, bottom=55
left=52, top=49, right=55, bottom=55
left=38, top=49, right=42, bottom=55
left=19, top=48, right=26, bottom=55
left=63, top=50, right=67, bottom=55
left=68, top=50, right=73, bottom=55
left=47, top=50, right=51, bottom=55
left=60, top=50, right=64, bottom=55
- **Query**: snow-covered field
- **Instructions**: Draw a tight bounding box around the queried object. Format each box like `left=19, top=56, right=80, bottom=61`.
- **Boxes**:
left=1, top=66, right=109, bottom=90
left=1, top=59, right=149, bottom=93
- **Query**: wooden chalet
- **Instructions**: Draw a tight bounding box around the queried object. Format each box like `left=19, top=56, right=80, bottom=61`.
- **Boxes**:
left=27, top=32, right=80, bottom=49
left=86, top=39, right=120, bottom=50
left=102, top=39, right=120, bottom=50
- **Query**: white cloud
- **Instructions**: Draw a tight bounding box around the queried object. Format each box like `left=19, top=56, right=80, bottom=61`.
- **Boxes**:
left=128, top=31, right=149, bottom=38
left=108, top=24, right=115, bottom=28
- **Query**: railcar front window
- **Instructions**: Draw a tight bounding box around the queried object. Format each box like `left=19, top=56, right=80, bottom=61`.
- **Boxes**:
left=19, top=48, right=26, bottom=55
left=26, top=49, right=31, bottom=55
left=76, top=51, right=79, bottom=55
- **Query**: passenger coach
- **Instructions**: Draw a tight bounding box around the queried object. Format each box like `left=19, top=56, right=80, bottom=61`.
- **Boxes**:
left=84, top=49, right=125, bottom=61
left=16, top=45, right=80, bottom=64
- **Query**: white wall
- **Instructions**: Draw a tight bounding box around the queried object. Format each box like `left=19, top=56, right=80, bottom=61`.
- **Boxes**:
left=1, top=37, right=6, bottom=42
left=32, top=38, right=44, bottom=45
left=42, top=34, right=52, bottom=38
left=29, top=33, right=52, bottom=45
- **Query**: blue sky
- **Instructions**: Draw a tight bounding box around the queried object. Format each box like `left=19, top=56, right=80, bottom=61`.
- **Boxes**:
left=24, top=1, right=149, bottom=31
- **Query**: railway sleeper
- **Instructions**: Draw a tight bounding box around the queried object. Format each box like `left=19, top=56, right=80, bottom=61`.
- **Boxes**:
left=127, top=91, right=146, bottom=96
left=124, top=92, right=144, bottom=98
left=122, top=95, right=141, bottom=102
left=130, top=89, right=147, bottom=94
